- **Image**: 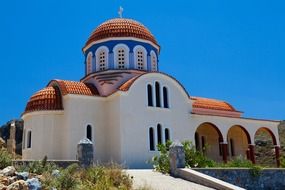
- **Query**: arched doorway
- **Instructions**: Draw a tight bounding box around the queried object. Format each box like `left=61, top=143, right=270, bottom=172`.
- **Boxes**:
left=227, top=125, right=251, bottom=160
left=195, top=122, right=223, bottom=162
left=254, top=127, right=278, bottom=167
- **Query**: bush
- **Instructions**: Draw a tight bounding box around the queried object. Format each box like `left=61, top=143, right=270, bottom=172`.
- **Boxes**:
left=221, top=155, right=253, bottom=168
left=151, top=141, right=171, bottom=174
left=20, top=156, right=57, bottom=175
left=280, top=156, right=285, bottom=168
left=182, top=141, right=215, bottom=168
left=0, top=148, right=12, bottom=169
left=151, top=141, right=216, bottom=174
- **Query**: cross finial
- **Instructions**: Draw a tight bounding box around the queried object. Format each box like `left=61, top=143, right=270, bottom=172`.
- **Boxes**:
left=118, top=6, right=123, bottom=18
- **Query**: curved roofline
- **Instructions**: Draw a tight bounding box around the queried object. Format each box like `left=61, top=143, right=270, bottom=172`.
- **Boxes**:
left=82, top=37, right=160, bottom=53
left=117, top=71, right=190, bottom=98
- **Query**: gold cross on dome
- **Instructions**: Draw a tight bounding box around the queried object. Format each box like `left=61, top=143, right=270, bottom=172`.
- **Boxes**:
left=118, top=6, right=123, bottom=18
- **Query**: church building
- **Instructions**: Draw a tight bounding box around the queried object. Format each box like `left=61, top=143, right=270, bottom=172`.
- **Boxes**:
left=21, top=16, right=281, bottom=168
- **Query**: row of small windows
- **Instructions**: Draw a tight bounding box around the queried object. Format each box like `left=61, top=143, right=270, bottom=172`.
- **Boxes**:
left=22, top=130, right=32, bottom=149
left=149, top=124, right=170, bottom=151
left=147, top=82, right=169, bottom=108
left=86, top=45, right=157, bottom=74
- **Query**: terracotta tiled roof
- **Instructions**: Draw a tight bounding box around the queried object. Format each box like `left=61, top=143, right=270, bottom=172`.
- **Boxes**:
left=48, top=80, right=99, bottom=96
left=85, top=18, right=159, bottom=48
left=191, top=96, right=236, bottom=112
left=118, top=76, right=141, bottom=91
left=25, top=86, right=63, bottom=113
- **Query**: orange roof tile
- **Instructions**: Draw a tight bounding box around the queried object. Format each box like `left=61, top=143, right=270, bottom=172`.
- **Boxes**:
left=85, top=18, right=159, bottom=48
left=48, top=80, right=99, bottom=96
left=25, top=86, right=63, bottom=113
left=191, top=96, right=237, bottom=112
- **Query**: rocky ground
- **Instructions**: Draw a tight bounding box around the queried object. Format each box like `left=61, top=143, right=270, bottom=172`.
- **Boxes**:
left=0, top=166, right=42, bottom=190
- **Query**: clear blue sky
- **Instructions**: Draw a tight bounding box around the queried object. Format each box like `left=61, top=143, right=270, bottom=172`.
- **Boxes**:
left=0, top=0, right=284, bottom=125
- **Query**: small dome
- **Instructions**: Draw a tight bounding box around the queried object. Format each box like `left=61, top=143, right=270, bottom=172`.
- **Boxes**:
left=25, top=86, right=63, bottom=113
left=84, top=18, right=158, bottom=48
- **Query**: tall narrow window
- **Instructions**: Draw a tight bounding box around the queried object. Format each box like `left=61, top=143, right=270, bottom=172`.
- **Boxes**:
left=163, top=87, right=169, bottom=108
left=87, top=125, right=92, bottom=141
left=150, top=51, right=157, bottom=71
left=149, top=128, right=155, bottom=151
left=157, top=124, right=162, bottom=144
left=195, top=132, right=200, bottom=151
left=155, top=82, right=161, bottom=107
left=99, top=51, right=106, bottom=71
left=87, top=52, right=93, bottom=74
left=117, top=48, right=125, bottom=69
left=137, top=50, right=144, bottom=70
left=147, top=84, right=153, bottom=106
left=27, top=131, right=32, bottom=148
left=230, top=139, right=235, bottom=156
left=165, top=128, right=170, bottom=142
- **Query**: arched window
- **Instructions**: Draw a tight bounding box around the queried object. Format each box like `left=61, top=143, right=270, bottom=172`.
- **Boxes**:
left=27, top=131, right=32, bottom=148
left=86, top=125, right=92, bottom=141
left=163, top=87, right=169, bottom=108
left=150, top=51, right=157, bottom=71
left=86, top=52, right=93, bottom=74
left=165, top=128, right=170, bottom=142
left=149, top=128, right=155, bottom=151
left=147, top=84, right=153, bottom=106
left=157, top=124, right=162, bottom=144
left=134, top=46, right=147, bottom=70
left=155, top=82, right=161, bottom=107
left=113, top=44, right=129, bottom=69
left=195, top=132, right=200, bottom=151
left=96, top=46, right=109, bottom=71
left=117, top=48, right=126, bottom=69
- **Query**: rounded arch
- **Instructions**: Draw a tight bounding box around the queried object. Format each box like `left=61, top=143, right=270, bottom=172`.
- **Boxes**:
left=95, top=46, right=109, bottom=71
left=227, top=125, right=251, bottom=144
left=113, top=44, right=130, bottom=69
left=150, top=50, right=157, bottom=71
left=195, top=122, right=223, bottom=162
left=254, top=127, right=278, bottom=167
left=133, top=45, right=147, bottom=70
left=86, top=51, right=93, bottom=74
left=227, top=125, right=251, bottom=159
left=254, top=127, right=277, bottom=145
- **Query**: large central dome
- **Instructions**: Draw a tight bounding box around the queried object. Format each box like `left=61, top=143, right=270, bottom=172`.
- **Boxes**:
left=84, top=18, right=158, bottom=48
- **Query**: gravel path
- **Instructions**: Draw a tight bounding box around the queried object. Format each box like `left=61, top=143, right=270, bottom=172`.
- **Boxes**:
left=126, top=169, right=215, bottom=190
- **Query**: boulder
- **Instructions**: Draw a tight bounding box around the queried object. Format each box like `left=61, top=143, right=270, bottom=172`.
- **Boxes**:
left=0, top=138, right=5, bottom=148
left=7, top=180, right=28, bottom=190
left=8, top=176, right=18, bottom=185
left=15, top=172, right=29, bottom=181
left=26, top=178, right=41, bottom=190
left=0, top=183, right=7, bottom=190
left=0, top=166, right=16, bottom=176
left=0, top=175, right=9, bottom=186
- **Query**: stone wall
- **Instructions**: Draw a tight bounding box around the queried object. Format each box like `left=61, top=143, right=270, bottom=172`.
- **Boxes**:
left=193, top=168, right=285, bottom=190
left=12, top=160, right=79, bottom=168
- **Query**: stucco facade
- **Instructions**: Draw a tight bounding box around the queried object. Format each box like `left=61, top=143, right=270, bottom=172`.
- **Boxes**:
left=21, top=17, right=281, bottom=168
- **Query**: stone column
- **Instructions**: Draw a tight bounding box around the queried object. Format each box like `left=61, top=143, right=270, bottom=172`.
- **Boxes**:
left=169, top=141, right=185, bottom=176
left=7, top=121, right=16, bottom=157
left=77, top=138, right=94, bottom=168
left=221, top=143, right=228, bottom=163
left=275, top=145, right=281, bottom=168
left=249, top=144, right=256, bottom=164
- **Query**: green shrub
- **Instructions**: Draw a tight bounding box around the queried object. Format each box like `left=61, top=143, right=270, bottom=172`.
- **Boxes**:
left=0, top=148, right=12, bottom=169
left=280, top=156, right=285, bottom=168
left=55, top=163, right=80, bottom=190
left=151, top=141, right=171, bottom=174
left=221, top=155, right=253, bottom=168
left=182, top=141, right=215, bottom=168
left=249, top=165, right=262, bottom=177
left=25, top=156, right=57, bottom=175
